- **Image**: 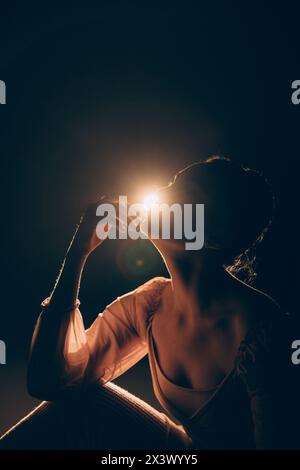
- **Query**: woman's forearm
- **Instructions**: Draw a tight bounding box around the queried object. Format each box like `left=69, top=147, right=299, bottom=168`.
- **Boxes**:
left=27, top=249, right=89, bottom=399
left=49, top=247, right=88, bottom=310
left=27, top=200, right=111, bottom=400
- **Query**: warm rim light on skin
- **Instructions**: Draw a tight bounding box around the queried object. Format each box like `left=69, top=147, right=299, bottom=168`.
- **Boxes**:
left=143, top=192, right=160, bottom=210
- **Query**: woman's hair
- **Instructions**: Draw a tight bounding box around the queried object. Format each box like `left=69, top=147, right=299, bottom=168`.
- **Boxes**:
left=173, top=155, right=276, bottom=283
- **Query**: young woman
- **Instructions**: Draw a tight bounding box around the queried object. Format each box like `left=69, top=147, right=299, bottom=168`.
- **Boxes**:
left=0, top=156, right=299, bottom=450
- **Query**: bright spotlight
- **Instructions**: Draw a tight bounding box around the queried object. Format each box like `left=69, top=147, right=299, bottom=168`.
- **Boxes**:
left=143, top=193, right=159, bottom=210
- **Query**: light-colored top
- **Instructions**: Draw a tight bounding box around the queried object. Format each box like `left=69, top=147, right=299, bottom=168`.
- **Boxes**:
left=44, top=276, right=216, bottom=420
left=148, top=319, right=217, bottom=419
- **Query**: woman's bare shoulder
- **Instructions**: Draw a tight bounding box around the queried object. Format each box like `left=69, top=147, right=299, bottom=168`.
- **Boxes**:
left=231, top=275, right=286, bottom=328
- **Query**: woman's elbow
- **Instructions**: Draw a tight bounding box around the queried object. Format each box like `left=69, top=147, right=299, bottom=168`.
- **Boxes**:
left=26, top=366, right=64, bottom=401
left=27, top=365, right=87, bottom=401
left=27, top=377, right=56, bottom=401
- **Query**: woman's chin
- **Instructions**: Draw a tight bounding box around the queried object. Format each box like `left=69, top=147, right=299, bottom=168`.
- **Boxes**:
left=150, top=238, right=188, bottom=257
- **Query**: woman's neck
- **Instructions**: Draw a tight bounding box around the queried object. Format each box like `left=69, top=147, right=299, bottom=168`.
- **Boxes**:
left=164, top=252, right=229, bottom=319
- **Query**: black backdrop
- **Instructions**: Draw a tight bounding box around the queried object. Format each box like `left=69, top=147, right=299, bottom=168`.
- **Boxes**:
left=0, top=3, right=299, bottom=435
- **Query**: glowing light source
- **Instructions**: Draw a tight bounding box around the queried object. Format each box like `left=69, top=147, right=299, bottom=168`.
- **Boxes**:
left=143, top=192, right=159, bottom=210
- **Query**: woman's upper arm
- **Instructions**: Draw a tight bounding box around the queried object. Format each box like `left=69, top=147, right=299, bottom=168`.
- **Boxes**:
left=84, top=291, right=148, bottom=383
left=64, top=276, right=169, bottom=384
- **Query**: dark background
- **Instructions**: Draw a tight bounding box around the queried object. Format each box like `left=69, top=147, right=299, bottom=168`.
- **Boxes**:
left=0, top=2, right=299, bottom=435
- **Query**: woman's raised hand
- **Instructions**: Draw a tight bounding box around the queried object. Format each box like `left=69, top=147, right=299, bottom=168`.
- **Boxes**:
left=69, top=196, right=118, bottom=258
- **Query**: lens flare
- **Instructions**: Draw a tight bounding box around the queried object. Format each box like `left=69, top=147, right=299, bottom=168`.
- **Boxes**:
left=143, top=193, right=159, bottom=210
